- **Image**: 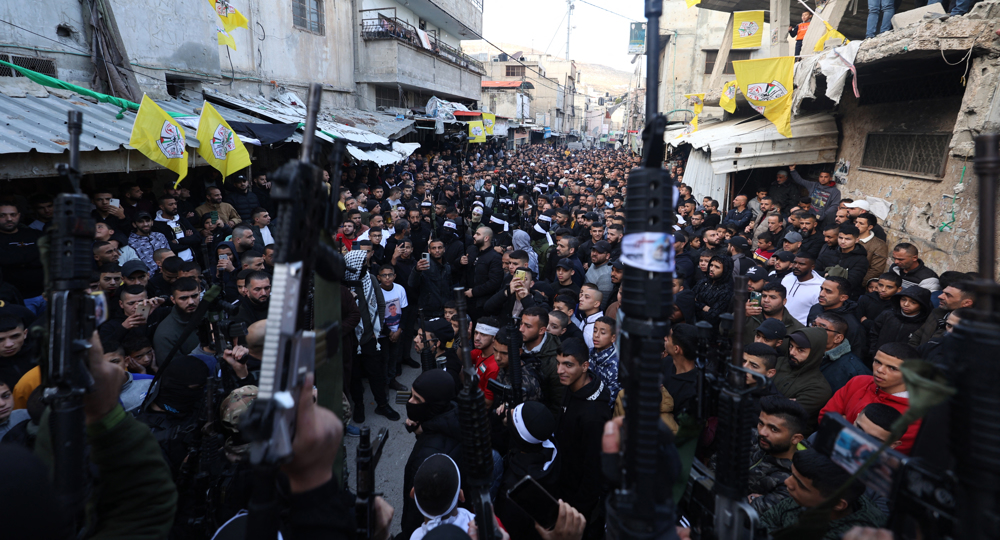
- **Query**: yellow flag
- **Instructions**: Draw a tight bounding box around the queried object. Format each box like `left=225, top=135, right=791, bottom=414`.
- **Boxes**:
left=684, top=93, right=704, bottom=132
left=733, top=11, right=765, bottom=49
left=482, top=113, right=496, bottom=135
left=686, top=0, right=700, bottom=7
left=468, top=121, right=486, bottom=143
left=129, top=95, right=188, bottom=184
left=196, top=101, right=251, bottom=180
left=209, top=0, right=249, bottom=33
left=733, top=56, right=794, bottom=138
left=814, top=22, right=849, bottom=52
left=217, top=26, right=237, bottom=50
left=720, top=80, right=738, bottom=114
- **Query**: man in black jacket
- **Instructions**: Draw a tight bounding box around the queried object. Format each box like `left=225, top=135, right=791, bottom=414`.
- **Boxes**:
left=222, top=175, right=260, bottom=223
left=554, top=338, right=611, bottom=537
left=815, top=223, right=869, bottom=298
left=401, top=369, right=465, bottom=539
left=152, top=194, right=199, bottom=262
left=409, top=238, right=452, bottom=318
left=461, top=225, right=503, bottom=321
left=0, top=201, right=45, bottom=315
left=235, top=271, right=270, bottom=328
left=806, top=277, right=867, bottom=356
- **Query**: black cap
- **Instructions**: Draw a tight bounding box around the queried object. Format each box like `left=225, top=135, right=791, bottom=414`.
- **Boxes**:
left=745, top=265, right=766, bottom=281
left=121, top=260, right=149, bottom=277
left=756, top=319, right=786, bottom=340
left=773, top=250, right=796, bottom=262
left=727, top=236, right=750, bottom=249
left=556, top=259, right=575, bottom=270
left=611, top=260, right=624, bottom=271
left=584, top=211, right=600, bottom=221
left=134, top=211, right=152, bottom=222
left=789, top=331, right=811, bottom=349
left=592, top=240, right=611, bottom=254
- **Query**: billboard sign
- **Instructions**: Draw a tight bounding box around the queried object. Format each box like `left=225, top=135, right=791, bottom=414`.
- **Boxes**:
left=628, top=22, right=646, bottom=54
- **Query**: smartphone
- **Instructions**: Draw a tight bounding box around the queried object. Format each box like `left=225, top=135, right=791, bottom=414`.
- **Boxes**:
left=750, top=291, right=762, bottom=307
left=210, top=210, right=219, bottom=223
left=422, top=252, right=430, bottom=263
left=135, top=303, right=151, bottom=319
left=514, top=269, right=527, bottom=282
left=507, top=476, right=560, bottom=530
left=219, top=253, right=229, bottom=260
left=109, top=198, right=120, bottom=208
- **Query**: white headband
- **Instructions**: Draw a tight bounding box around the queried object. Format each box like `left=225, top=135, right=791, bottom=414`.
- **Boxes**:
left=443, top=221, right=457, bottom=230
left=476, top=323, right=499, bottom=336
left=539, top=215, right=553, bottom=222
left=512, top=404, right=558, bottom=471
left=414, top=454, right=462, bottom=521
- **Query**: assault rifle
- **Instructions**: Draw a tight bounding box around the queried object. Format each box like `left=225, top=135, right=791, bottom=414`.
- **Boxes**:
left=603, top=1, right=679, bottom=538
left=396, top=309, right=437, bottom=404
left=46, top=110, right=96, bottom=532
left=454, top=288, right=501, bottom=540
left=356, top=426, right=389, bottom=539
left=242, top=83, right=346, bottom=540
left=175, top=372, right=221, bottom=538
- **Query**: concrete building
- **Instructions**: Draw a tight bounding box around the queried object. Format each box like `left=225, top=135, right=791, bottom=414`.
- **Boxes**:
left=354, top=0, right=485, bottom=110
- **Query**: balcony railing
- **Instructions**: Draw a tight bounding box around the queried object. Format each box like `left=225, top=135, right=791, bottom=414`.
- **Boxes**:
left=360, top=12, right=485, bottom=75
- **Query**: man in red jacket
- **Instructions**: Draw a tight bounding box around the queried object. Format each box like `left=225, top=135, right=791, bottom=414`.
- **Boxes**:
left=818, top=341, right=921, bottom=454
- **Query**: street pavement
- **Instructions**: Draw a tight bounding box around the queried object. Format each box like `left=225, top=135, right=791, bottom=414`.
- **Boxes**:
left=343, top=347, right=422, bottom=537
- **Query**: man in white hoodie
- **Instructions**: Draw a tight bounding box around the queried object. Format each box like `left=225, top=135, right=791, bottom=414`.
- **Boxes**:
left=781, top=255, right=824, bottom=325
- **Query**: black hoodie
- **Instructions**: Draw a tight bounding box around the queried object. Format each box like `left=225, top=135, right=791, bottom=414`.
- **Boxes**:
left=554, top=371, right=611, bottom=518
left=816, top=243, right=870, bottom=298
left=868, top=285, right=931, bottom=359
left=692, top=255, right=735, bottom=328
left=400, top=404, right=465, bottom=539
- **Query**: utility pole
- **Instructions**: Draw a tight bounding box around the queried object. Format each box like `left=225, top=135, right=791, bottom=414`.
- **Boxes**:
left=566, top=0, right=574, bottom=61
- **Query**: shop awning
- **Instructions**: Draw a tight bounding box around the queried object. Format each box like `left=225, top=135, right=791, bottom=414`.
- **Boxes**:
left=205, top=89, right=418, bottom=165
left=668, top=113, right=839, bottom=174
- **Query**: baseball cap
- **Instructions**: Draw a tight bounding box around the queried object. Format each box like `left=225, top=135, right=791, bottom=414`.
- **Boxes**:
left=592, top=240, right=612, bottom=254
left=556, top=259, right=575, bottom=271
left=844, top=200, right=870, bottom=211
left=673, top=231, right=687, bottom=244
left=121, top=260, right=149, bottom=277
left=789, top=331, right=811, bottom=349
left=134, top=211, right=152, bottom=222
left=584, top=211, right=600, bottom=221
left=773, top=250, right=796, bottom=262
left=745, top=265, right=766, bottom=281
left=783, top=231, right=803, bottom=244
left=756, top=319, right=786, bottom=341
left=727, top=236, right=750, bottom=250
left=611, top=260, right=624, bottom=271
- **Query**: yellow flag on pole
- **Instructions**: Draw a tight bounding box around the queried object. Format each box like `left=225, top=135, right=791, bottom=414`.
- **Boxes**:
left=469, top=121, right=486, bottom=143
left=720, top=80, right=738, bottom=113
left=217, top=26, right=237, bottom=50
left=196, top=101, right=251, bottom=179
left=684, top=93, right=704, bottom=132
left=733, top=11, right=765, bottom=49
left=209, top=0, right=249, bottom=33
left=733, top=56, right=794, bottom=138
left=814, top=22, right=849, bottom=52
left=482, top=113, right=496, bottom=135
left=129, top=95, right=188, bottom=185
left=686, top=0, right=701, bottom=8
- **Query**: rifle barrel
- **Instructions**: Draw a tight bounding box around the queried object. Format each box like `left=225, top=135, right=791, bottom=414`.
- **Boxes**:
left=300, top=83, right=322, bottom=164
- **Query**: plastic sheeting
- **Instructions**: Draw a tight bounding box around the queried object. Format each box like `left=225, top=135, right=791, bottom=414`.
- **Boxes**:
left=684, top=148, right=729, bottom=202
left=792, top=40, right=862, bottom=117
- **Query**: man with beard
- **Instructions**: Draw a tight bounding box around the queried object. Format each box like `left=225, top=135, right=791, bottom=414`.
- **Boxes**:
left=773, top=328, right=833, bottom=424
left=235, top=271, right=270, bottom=328
left=470, top=316, right=500, bottom=408
left=400, top=369, right=465, bottom=540
left=693, top=256, right=734, bottom=328
left=461, top=226, right=503, bottom=320
left=222, top=175, right=261, bottom=223
left=128, top=212, right=171, bottom=273
left=806, top=277, right=867, bottom=356
left=586, top=241, right=614, bottom=304
left=699, top=227, right=726, bottom=259
left=118, top=181, right=156, bottom=226
left=743, top=282, right=805, bottom=342
left=152, top=278, right=203, bottom=360
left=152, top=194, right=198, bottom=262
left=196, top=186, right=241, bottom=227
left=579, top=221, right=605, bottom=267
left=781, top=256, right=824, bottom=325
left=741, top=395, right=809, bottom=513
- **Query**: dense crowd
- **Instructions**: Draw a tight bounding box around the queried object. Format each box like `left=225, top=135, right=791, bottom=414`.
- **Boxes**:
left=0, top=141, right=971, bottom=539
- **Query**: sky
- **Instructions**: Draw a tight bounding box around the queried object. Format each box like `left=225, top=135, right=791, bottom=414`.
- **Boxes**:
left=481, top=0, right=645, bottom=72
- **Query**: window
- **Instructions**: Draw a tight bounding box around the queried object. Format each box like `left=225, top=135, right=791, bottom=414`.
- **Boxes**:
left=0, top=54, right=56, bottom=77
left=376, top=86, right=402, bottom=109
left=293, top=0, right=324, bottom=35
left=704, top=50, right=751, bottom=75
left=860, top=133, right=950, bottom=179
left=506, top=65, right=525, bottom=77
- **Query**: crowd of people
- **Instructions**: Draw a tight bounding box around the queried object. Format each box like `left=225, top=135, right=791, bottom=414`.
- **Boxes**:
left=0, top=140, right=972, bottom=539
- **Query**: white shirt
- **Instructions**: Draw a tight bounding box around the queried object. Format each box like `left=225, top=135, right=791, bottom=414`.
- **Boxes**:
left=154, top=211, right=193, bottom=261
left=357, top=228, right=388, bottom=247
left=781, top=271, right=824, bottom=325
left=574, top=311, right=604, bottom=349
left=380, top=283, right=408, bottom=332
left=260, top=225, right=274, bottom=246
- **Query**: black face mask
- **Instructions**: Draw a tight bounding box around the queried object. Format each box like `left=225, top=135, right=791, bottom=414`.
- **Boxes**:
left=406, top=401, right=435, bottom=424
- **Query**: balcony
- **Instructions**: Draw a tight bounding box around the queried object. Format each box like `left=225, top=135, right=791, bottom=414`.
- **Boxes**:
left=361, top=15, right=485, bottom=75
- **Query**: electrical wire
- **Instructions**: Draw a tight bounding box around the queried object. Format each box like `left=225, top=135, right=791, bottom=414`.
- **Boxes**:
left=543, top=10, right=570, bottom=56
left=576, top=0, right=640, bottom=21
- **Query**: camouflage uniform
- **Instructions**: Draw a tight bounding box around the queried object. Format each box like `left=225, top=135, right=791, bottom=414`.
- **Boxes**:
left=496, top=360, right=544, bottom=404
left=219, top=385, right=257, bottom=462
left=746, top=430, right=795, bottom=514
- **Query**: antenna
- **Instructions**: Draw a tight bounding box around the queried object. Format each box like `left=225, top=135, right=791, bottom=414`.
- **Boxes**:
left=566, top=0, right=575, bottom=61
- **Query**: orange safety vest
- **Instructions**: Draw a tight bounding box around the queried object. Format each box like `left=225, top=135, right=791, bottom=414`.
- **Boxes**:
left=796, top=21, right=811, bottom=41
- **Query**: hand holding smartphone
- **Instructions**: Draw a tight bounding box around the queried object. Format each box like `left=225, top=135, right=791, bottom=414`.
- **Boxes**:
left=507, top=476, right=560, bottom=530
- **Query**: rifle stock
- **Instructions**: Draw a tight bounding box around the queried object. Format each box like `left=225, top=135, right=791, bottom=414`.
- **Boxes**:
left=453, top=288, right=500, bottom=540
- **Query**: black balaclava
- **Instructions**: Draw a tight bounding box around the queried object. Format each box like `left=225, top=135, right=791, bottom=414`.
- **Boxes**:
left=157, top=355, right=210, bottom=415
left=407, top=369, right=456, bottom=424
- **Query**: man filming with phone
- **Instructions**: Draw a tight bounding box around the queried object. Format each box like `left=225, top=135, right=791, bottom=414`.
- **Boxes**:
left=410, top=238, right=452, bottom=319
left=98, top=284, right=163, bottom=343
